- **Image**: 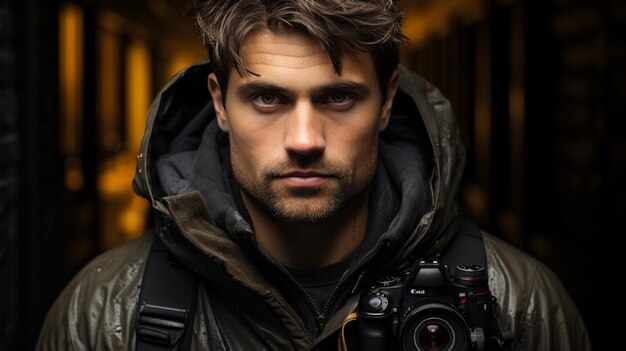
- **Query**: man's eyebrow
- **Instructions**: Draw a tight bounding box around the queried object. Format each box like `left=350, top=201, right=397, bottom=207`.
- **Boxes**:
left=310, top=81, right=371, bottom=96
left=236, top=82, right=291, bottom=99
left=235, top=80, right=371, bottom=99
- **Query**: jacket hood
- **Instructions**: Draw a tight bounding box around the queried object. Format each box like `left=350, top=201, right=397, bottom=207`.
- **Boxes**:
left=133, top=61, right=465, bottom=271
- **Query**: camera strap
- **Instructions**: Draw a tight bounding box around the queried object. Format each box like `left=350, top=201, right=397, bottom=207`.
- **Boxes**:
left=135, top=233, right=198, bottom=351
left=440, top=211, right=487, bottom=272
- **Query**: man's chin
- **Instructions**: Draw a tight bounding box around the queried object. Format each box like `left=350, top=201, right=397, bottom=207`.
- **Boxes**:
left=284, top=186, right=326, bottom=198
left=270, top=198, right=340, bottom=224
left=271, top=211, right=334, bottom=225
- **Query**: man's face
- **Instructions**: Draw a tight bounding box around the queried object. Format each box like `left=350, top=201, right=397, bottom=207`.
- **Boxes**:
left=208, top=30, right=398, bottom=224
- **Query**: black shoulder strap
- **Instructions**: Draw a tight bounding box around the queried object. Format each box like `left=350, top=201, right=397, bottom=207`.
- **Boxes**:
left=440, top=211, right=487, bottom=272
left=136, top=233, right=198, bottom=350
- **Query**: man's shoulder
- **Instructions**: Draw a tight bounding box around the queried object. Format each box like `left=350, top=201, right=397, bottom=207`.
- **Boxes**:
left=483, top=231, right=559, bottom=296
left=76, top=231, right=154, bottom=282
left=483, top=233, right=557, bottom=286
left=59, top=231, right=154, bottom=299
left=37, top=232, right=154, bottom=350
left=483, top=232, right=592, bottom=350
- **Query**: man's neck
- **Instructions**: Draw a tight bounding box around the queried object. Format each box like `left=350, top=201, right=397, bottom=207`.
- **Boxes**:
left=242, top=191, right=369, bottom=269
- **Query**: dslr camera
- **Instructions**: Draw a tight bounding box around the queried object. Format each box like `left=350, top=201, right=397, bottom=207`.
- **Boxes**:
left=357, top=259, right=509, bottom=351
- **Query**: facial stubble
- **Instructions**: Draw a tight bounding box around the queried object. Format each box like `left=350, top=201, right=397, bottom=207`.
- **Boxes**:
left=233, top=158, right=377, bottom=225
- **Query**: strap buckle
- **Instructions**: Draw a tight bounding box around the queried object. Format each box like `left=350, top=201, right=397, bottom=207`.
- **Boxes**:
left=136, top=303, right=188, bottom=346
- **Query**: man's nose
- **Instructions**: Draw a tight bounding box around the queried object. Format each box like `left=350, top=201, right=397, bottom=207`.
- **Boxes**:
left=283, top=102, right=326, bottom=156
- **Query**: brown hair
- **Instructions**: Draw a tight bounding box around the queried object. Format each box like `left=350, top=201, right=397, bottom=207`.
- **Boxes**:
left=188, top=0, right=407, bottom=98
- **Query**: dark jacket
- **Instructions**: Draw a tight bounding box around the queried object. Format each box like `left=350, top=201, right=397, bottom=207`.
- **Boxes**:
left=37, top=62, right=592, bottom=350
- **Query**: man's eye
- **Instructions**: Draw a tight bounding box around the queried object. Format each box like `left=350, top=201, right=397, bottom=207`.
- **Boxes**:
left=328, top=93, right=349, bottom=104
left=255, top=94, right=278, bottom=105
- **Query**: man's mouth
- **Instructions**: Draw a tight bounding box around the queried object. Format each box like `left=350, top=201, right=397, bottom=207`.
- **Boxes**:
left=277, top=171, right=332, bottom=187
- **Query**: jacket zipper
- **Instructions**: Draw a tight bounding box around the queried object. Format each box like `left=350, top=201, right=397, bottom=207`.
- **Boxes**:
left=248, top=235, right=392, bottom=339
left=252, top=245, right=326, bottom=336
left=318, top=240, right=391, bottom=334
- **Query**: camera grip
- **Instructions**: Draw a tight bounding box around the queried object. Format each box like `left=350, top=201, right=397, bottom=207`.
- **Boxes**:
left=358, top=317, right=391, bottom=351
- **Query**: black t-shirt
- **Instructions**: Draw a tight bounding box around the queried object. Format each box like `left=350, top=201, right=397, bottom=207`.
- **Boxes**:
left=285, top=256, right=352, bottom=312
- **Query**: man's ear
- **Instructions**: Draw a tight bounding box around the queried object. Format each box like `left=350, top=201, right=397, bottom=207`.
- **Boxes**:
left=379, top=68, right=400, bottom=132
left=208, top=73, right=229, bottom=132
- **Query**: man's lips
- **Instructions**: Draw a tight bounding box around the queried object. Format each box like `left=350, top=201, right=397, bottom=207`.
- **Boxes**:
left=276, top=171, right=333, bottom=187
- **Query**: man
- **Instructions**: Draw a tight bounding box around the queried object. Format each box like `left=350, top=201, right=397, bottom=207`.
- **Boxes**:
left=38, top=0, right=591, bottom=350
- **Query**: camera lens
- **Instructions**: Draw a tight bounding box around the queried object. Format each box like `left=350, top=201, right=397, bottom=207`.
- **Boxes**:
left=414, top=318, right=453, bottom=351
left=400, top=304, right=469, bottom=351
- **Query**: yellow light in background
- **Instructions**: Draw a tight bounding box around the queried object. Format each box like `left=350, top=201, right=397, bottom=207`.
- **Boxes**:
left=59, top=3, right=85, bottom=191
left=94, top=6, right=205, bottom=249
left=126, top=40, right=152, bottom=153
left=59, top=3, right=83, bottom=156
left=96, top=26, right=154, bottom=248
left=97, top=26, right=127, bottom=250
left=118, top=39, right=152, bottom=243
left=401, top=0, right=487, bottom=47
left=98, top=30, right=121, bottom=152
left=167, top=51, right=202, bottom=81
left=64, top=156, right=84, bottom=191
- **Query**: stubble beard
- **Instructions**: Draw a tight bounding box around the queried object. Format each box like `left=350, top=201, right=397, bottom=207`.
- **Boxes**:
left=234, top=159, right=375, bottom=225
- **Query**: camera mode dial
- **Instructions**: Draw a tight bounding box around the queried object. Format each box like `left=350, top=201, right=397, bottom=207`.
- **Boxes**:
left=374, top=276, right=400, bottom=287
left=453, top=264, right=486, bottom=287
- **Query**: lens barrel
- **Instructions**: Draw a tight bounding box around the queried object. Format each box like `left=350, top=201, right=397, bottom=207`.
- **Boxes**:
left=399, top=304, right=469, bottom=351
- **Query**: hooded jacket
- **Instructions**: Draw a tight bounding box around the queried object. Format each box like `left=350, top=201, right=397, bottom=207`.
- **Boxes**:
left=37, top=62, right=592, bottom=350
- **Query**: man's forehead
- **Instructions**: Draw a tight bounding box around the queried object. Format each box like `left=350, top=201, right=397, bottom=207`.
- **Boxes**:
left=232, top=29, right=376, bottom=83
left=241, top=29, right=326, bottom=56
left=239, top=30, right=333, bottom=71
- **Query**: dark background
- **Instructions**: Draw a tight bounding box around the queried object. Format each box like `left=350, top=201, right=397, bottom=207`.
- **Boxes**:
left=1, top=0, right=624, bottom=349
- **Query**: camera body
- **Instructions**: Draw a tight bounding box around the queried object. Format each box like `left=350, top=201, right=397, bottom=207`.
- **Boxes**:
left=358, top=259, right=507, bottom=351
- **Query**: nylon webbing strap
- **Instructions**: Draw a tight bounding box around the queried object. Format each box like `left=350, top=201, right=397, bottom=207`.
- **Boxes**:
left=440, top=211, right=487, bottom=272
left=136, top=234, right=198, bottom=351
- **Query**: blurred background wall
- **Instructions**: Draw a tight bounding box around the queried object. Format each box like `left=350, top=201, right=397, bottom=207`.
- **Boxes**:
left=1, top=0, right=624, bottom=349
